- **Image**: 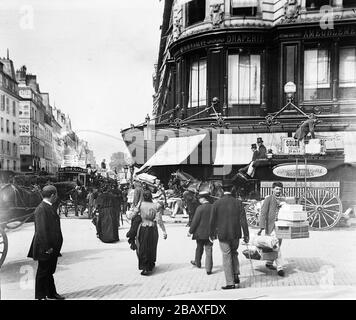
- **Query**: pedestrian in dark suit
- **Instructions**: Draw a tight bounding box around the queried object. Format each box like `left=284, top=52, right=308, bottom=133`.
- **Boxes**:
left=183, top=190, right=199, bottom=227
left=256, top=137, right=267, bottom=159
left=209, top=186, right=249, bottom=290
left=27, top=185, right=65, bottom=300
left=188, top=191, right=213, bottom=275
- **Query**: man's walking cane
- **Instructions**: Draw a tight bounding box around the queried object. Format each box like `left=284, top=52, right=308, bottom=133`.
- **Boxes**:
left=243, top=241, right=256, bottom=287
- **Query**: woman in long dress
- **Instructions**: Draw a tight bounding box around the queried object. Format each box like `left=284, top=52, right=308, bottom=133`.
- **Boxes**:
left=136, top=190, right=167, bottom=275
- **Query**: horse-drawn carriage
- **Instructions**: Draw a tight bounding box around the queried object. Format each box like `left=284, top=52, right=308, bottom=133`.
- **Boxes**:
left=165, top=143, right=349, bottom=232
left=0, top=183, right=42, bottom=268
left=0, top=180, right=82, bottom=268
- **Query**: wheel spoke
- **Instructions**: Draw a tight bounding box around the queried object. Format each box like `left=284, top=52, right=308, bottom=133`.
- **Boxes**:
left=318, top=213, right=321, bottom=229
left=323, top=211, right=337, bottom=222
left=304, top=197, right=315, bottom=206
left=310, top=211, right=318, bottom=226
left=323, top=196, right=335, bottom=207
left=321, top=213, right=330, bottom=227
left=323, top=203, right=339, bottom=208
left=324, top=208, right=340, bottom=215
left=309, top=192, right=318, bottom=205
left=320, top=192, right=328, bottom=205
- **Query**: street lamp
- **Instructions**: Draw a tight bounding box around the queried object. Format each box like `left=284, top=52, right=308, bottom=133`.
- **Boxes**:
left=284, top=81, right=296, bottom=103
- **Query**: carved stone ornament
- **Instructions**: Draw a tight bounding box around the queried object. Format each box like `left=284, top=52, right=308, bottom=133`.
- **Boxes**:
left=210, top=4, right=224, bottom=28
left=173, top=18, right=182, bottom=41
left=283, top=0, right=301, bottom=23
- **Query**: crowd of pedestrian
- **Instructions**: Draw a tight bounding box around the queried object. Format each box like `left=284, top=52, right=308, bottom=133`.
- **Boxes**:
left=27, top=175, right=287, bottom=299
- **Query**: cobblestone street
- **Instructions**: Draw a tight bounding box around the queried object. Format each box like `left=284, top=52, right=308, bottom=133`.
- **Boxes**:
left=1, top=215, right=356, bottom=300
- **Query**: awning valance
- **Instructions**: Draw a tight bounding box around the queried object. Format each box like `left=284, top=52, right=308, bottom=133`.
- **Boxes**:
left=137, top=134, right=206, bottom=173
left=213, top=132, right=288, bottom=165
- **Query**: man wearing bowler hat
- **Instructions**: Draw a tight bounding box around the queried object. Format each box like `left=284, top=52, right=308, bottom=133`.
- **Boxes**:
left=209, top=184, right=249, bottom=290
left=28, top=185, right=65, bottom=300
left=188, top=191, right=214, bottom=275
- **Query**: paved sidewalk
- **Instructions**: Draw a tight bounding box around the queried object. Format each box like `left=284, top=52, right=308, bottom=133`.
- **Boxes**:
left=1, top=218, right=356, bottom=300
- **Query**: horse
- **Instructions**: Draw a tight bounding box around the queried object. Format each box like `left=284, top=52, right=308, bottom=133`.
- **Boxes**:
left=0, top=184, right=42, bottom=228
left=171, top=170, right=224, bottom=200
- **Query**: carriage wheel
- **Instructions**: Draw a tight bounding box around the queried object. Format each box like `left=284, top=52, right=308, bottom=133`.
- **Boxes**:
left=244, top=202, right=260, bottom=229
left=299, top=188, right=342, bottom=231
left=0, top=227, right=8, bottom=268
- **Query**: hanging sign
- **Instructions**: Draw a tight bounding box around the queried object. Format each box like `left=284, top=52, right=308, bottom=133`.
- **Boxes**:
left=281, top=137, right=305, bottom=155
left=273, top=163, right=327, bottom=179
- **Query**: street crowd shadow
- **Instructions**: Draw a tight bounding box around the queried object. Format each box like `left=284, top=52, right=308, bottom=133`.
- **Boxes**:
left=285, top=257, right=333, bottom=273
left=152, top=262, right=197, bottom=275
left=63, top=283, right=141, bottom=299
left=58, top=247, right=129, bottom=267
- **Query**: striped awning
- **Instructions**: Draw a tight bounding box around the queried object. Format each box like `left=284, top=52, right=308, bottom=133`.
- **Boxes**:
left=137, top=134, right=206, bottom=173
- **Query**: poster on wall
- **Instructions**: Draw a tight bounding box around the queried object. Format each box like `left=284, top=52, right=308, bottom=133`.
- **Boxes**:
left=19, top=119, right=31, bottom=136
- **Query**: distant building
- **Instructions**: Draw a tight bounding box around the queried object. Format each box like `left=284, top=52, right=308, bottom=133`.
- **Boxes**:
left=16, top=66, right=47, bottom=173
left=0, top=55, right=21, bottom=176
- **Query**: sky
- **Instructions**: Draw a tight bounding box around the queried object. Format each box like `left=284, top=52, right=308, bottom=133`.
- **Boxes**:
left=0, top=0, right=164, bottom=164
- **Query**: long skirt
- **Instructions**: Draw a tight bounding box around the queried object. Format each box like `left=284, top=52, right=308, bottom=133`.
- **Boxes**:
left=97, top=207, right=119, bottom=243
left=136, top=225, right=159, bottom=271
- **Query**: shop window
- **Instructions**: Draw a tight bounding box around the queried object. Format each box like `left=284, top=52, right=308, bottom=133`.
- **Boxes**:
left=228, top=54, right=261, bottom=105
left=186, top=0, right=206, bottom=26
left=188, top=57, right=207, bottom=108
left=231, top=0, right=258, bottom=16
left=339, top=47, right=356, bottom=99
left=306, top=0, right=332, bottom=10
left=303, top=48, right=331, bottom=100
left=343, top=0, right=356, bottom=7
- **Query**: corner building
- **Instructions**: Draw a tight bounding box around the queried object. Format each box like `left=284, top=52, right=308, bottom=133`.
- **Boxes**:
left=122, top=0, right=356, bottom=212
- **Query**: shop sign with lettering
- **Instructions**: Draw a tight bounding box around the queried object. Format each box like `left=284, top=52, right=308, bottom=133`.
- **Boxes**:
left=273, top=163, right=328, bottom=179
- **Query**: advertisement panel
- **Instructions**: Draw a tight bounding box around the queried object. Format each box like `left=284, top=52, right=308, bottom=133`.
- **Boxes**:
left=19, top=119, right=31, bottom=136
left=280, top=137, right=304, bottom=155
left=272, top=163, right=328, bottom=179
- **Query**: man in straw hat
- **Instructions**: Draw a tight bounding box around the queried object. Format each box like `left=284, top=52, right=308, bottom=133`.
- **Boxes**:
left=28, top=185, right=65, bottom=300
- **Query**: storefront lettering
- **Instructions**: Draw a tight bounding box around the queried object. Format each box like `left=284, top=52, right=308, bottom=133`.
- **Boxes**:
left=178, top=34, right=264, bottom=53
left=303, top=26, right=356, bottom=39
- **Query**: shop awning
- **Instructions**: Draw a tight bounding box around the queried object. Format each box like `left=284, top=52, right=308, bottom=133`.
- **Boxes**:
left=137, top=134, right=206, bottom=173
left=213, top=132, right=288, bottom=165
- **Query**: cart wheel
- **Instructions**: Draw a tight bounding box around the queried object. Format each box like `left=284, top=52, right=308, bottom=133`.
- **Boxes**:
left=0, top=227, right=8, bottom=268
left=244, top=201, right=260, bottom=228
left=299, top=188, right=342, bottom=230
